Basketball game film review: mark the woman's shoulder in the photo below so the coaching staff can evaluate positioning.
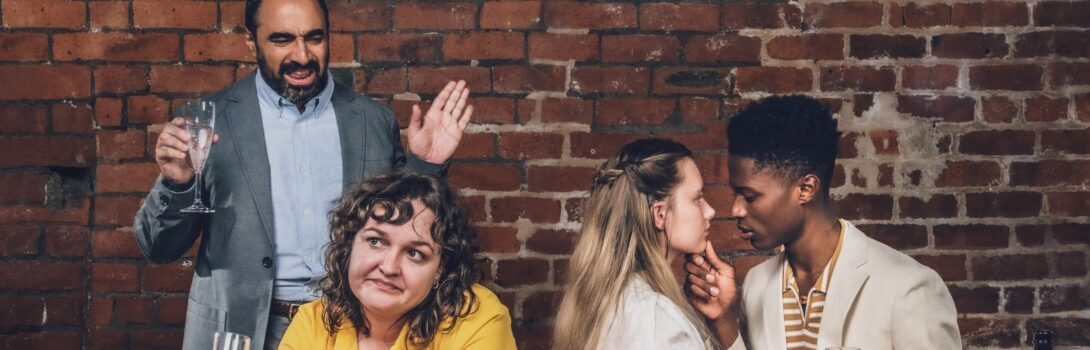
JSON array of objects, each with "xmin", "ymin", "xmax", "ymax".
[{"xmin": 464, "ymin": 284, "xmax": 512, "ymax": 321}]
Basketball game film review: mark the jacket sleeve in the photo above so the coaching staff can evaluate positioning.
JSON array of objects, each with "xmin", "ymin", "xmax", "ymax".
[
  {"xmin": 133, "ymin": 176, "xmax": 203, "ymax": 264},
  {"xmin": 890, "ymin": 267, "xmax": 963, "ymax": 349}
]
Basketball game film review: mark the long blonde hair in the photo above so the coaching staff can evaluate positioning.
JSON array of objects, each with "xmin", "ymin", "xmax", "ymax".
[{"xmin": 553, "ymin": 139, "xmax": 719, "ymax": 350}]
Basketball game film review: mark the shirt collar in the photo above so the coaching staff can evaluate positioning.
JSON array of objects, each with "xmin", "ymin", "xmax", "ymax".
[
  {"xmin": 254, "ymin": 68, "xmax": 335, "ymax": 118},
  {"xmin": 782, "ymin": 219, "xmax": 848, "ymax": 293}
]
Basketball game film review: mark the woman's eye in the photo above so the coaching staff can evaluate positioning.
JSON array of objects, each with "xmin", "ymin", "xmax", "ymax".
[
  {"xmin": 366, "ymin": 237, "xmax": 382, "ymax": 247},
  {"xmin": 406, "ymin": 249, "xmax": 425, "ymax": 261}
]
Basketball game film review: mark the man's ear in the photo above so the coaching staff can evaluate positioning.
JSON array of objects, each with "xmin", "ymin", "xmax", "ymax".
[
  {"xmin": 651, "ymin": 200, "xmax": 667, "ymax": 231},
  {"xmin": 797, "ymin": 174, "xmax": 820, "ymax": 205},
  {"xmin": 245, "ymin": 30, "xmax": 257, "ymax": 57}
]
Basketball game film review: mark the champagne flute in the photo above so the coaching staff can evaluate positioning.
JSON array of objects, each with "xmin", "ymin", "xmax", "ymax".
[
  {"xmin": 178, "ymin": 100, "xmax": 216, "ymax": 213},
  {"xmin": 212, "ymin": 331, "xmax": 250, "ymax": 350}
]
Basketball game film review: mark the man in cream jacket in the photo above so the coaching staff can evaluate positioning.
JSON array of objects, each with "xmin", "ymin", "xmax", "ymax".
[{"xmin": 685, "ymin": 95, "xmax": 962, "ymax": 349}]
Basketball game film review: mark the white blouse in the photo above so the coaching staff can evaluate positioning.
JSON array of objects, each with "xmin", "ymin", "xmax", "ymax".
[{"xmin": 598, "ymin": 276, "xmax": 710, "ymax": 350}]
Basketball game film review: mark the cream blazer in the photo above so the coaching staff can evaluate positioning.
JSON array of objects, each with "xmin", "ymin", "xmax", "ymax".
[{"xmin": 727, "ymin": 220, "xmax": 962, "ymax": 350}]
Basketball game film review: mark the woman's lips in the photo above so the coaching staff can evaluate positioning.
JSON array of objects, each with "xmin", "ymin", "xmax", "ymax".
[{"xmin": 366, "ymin": 279, "xmax": 401, "ymax": 292}]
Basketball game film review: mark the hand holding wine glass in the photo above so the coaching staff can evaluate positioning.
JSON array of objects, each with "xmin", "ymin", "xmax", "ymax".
[{"xmin": 154, "ymin": 100, "xmax": 219, "ymax": 212}]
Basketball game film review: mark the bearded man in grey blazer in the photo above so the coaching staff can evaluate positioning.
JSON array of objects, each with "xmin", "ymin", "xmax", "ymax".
[{"xmin": 133, "ymin": 0, "xmax": 474, "ymax": 349}]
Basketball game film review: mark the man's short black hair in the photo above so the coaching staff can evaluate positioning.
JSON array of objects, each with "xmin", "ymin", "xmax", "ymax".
[
  {"xmin": 245, "ymin": 0, "xmax": 330, "ymax": 36},
  {"xmin": 727, "ymin": 95, "xmax": 840, "ymax": 194}
]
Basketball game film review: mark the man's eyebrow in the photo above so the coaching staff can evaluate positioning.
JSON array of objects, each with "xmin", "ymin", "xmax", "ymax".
[
  {"xmin": 303, "ymin": 29, "xmax": 325, "ymax": 37},
  {"xmin": 267, "ymin": 32, "xmax": 295, "ymax": 40}
]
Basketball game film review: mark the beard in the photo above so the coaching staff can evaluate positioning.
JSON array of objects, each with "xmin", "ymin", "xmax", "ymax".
[{"xmin": 256, "ymin": 48, "xmax": 327, "ymax": 106}]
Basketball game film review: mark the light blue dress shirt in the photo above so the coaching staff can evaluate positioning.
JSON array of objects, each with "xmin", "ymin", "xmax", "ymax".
[{"xmin": 254, "ymin": 73, "xmax": 343, "ymax": 302}]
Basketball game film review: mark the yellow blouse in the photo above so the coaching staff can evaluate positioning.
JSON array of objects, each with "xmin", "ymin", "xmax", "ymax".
[{"xmin": 279, "ymin": 284, "xmax": 517, "ymax": 350}]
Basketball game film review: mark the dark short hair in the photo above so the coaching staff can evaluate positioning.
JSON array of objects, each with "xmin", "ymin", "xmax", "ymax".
[
  {"xmin": 245, "ymin": 0, "xmax": 330, "ymax": 36},
  {"xmin": 321, "ymin": 171, "xmax": 480, "ymax": 348},
  {"xmin": 726, "ymin": 95, "xmax": 840, "ymax": 194}
]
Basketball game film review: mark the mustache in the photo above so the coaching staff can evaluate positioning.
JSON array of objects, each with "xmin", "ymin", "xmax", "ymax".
[{"xmin": 279, "ymin": 60, "xmax": 320, "ymax": 78}]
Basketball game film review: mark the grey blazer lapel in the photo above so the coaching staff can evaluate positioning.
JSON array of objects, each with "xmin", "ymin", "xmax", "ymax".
[
  {"xmin": 332, "ymin": 82, "xmax": 365, "ymax": 188},
  {"xmin": 819, "ymin": 221, "xmax": 870, "ymax": 347},
  {"xmin": 223, "ymin": 72, "xmax": 276, "ymax": 245}
]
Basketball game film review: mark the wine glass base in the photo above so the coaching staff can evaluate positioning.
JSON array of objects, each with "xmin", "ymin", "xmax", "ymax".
[{"xmin": 180, "ymin": 206, "xmax": 215, "ymax": 213}]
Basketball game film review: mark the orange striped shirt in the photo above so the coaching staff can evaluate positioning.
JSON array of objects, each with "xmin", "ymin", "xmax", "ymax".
[{"xmin": 782, "ymin": 220, "xmax": 846, "ymax": 350}]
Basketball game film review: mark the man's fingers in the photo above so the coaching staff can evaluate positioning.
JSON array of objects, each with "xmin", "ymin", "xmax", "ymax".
[
  {"xmin": 443, "ymin": 81, "xmax": 465, "ymax": 115},
  {"xmin": 451, "ymin": 86, "xmax": 469, "ymax": 119},
  {"xmin": 430, "ymin": 82, "xmax": 456, "ymax": 113},
  {"xmin": 688, "ymin": 282, "xmax": 713, "ymax": 300},
  {"xmin": 704, "ymin": 241, "xmax": 732, "ymax": 271},
  {"xmin": 156, "ymin": 147, "xmax": 189, "ymax": 162},
  {"xmin": 684, "ymin": 261, "xmax": 710, "ymax": 276},
  {"xmin": 409, "ymin": 105, "xmax": 423, "ymax": 130},
  {"xmin": 158, "ymin": 131, "xmax": 190, "ymax": 152},
  {"xmin": 457, "ymin": 105, "xmax": 473, "ymax": 130}
]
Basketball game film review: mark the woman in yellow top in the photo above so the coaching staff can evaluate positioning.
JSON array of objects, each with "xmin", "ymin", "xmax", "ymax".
[{"xmin": 280, "ymin": 172, "xmax": 517, "ymax": 350}]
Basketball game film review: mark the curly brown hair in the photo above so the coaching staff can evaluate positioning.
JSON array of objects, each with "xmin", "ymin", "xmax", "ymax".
[{"xmin": 320, "ymin": 171, "xmax": 480, "ymax": 348}]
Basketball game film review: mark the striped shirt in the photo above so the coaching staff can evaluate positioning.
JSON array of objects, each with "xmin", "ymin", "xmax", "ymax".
[{"xmin": 782, "ymin": 220, "xmax": 847, "ymax": 350}]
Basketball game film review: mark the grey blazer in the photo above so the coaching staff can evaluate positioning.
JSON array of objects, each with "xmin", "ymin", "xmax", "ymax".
[{"xmin": 134, "ymin": 72, "xmax": 443, "ymax": 350}]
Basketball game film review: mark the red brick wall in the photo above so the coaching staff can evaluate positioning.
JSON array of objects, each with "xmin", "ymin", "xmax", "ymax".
[{"xmin": 1, "ymin": 0, "xmax": 1088, "ymax": 348}]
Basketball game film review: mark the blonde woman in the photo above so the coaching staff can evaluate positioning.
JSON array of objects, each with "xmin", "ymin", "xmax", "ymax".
[{"xmin": 554, "ymin": 138, "xmax": 722, "ymax": 350}]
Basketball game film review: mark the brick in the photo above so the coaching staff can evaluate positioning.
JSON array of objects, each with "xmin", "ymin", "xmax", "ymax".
[
  {"xmin": 1051, "ymin": 62, "xmax": 1090, "ymax": 87},
  {"xmin": 521, "ymin": 290, "xmax": 561, "ymax": 320},
  {"xmin": 767, "ymin": 34, "xmax": 844, "ymax": 60},
  {"xmin": 1080, "ymin": 93, "xmax": 1090, "ymax": 122},
  {"xmin": 43, "ymin": 295, "xmax": 81, "ymax": 326},
  {"xmin": 92, "ymin": 229, "xmax": 144, "ymax": 258},
  {"xmin": 722, "ymin": 4, "xmax": 801, "ymax": 30},
  {"xmin": 92, "ymin": 262, "xmax": 139, "ymax": 292},
  {"xmin": 54, "ymin": 32, "xmax": 178, "ymax": 62},
  {"xmin": 328, "ymin": 3, "xmax": 389, "ymax": 31},
  {"xmin": 44, "ymin": 225, "xmax": 85, "ymax": 257},
  {"xmin": 959, "ymin": 318, "xmax": 1028, "ymax": 348},
  {"xmin": 0, "ymin": 225, "xmax": 39, "ymax": 256},
  {"xmin": 158, "ymin": 296, "xmax": 188, "ymax": 325},
  {"xmin": 530, "ymin": 33, "xmax": 598, "ymax": 61},
  {"xmin": 544, "ymin": 2, "xmax": 636, "ymax": 29},
  {"xmin": 902, "ymin": 65, "xmax": 958, "ymax": 90},
  {"xmin": 1025, "ymin": 96, "xmax": 1068, "ymax": 122},
  {"xmin": 359, "ymin": 34, "xmax": 442, "ymax": 63},
  {"xmin": 407, "ymin": 67, "xmax": 490, "ymax": 94},
  {"xmin": 0, "ymin": 331, "xmax": 81, "ymax": 349},
  {"xmin": 0, "ymin": 33, "xmax": 48, "ymax": 61},
  {"xmin": 934, "ymin": 224, "xmax": 1009, "ymax": 249},
  {"xmin": 394, "ymin": 3, "xmax": 476, "ymax": 30},
  {"xmin": 51, "ymin": 102, "xmax": 94, "ymax": 134},
  {"xmin": 820, "ymin": 66, "xmax": 895, "ymax": 92},
  {"xmin": 94, "ymin": 195, "xmax": 144, "ymax": 226},
  {"xmin": 972, "ymin": 254, "xmax": 1048, "ymax": 280},
  {"xmin": 96, "ymin": 129, "xmax": 146, "ymax": 161},
  {"xmin": 1055, "ymin": 251, "xmax": 1087, "ymax": 277},
  {"xmin": 461, "ymin": 196, "xmax": 486, "ymax": 223},
  {"xmin": 476, "ymin": 226, "xmax": 519, "ymax": 254},
  {"xmin": 95, "ymin": 98, "xmax": 124, "ymax": 127},
  {"xmin": 950, "ymin": 286, "xmax": 1000, "ymax": 313},
  {"xmin": 569, "ymin": 132, "xmax": 648, "ymax": 159},
  {"xmin": 684, "ymin": 35, "xmax": 761, "ymax": 63},
  {"xmin": 90, "ymin": 1, "xmax": 128, "ymax": 29},
  {"xmin": 1052, "ymin": 223, "xmax": 1090, "ymax": 245},
  {"xmin": 601, "ymin": 35, "xmax": 678, "ymax": 63},
  {"xmin": 1015, "ymin": 225, "xmax": 1046, "ymax": 247},
  {"xmin": 932, "ymin": 33, "xmax": 1008, "ymax": 59},
  {"xmin": 444, "ymin": 32, "xmax": 525, "ymax": 61},
  {"xmin": 0, "ymin": 296, "xmax": 43, "ymax": 327},
  {"xmin": 151, "ymin": 65, "xmax": 235, "ymax": 94},
  {"xmin": 114, "ymin": 296, "xmax": 155, "ymax": 324},
  {"xmin": 1013, "ymin": 31, "xmax": 1090, "ymax": 58},
  {"xmin": 1011, "ymin": 160, "xmax": 1090, "ymax": 187},
  {"xmin": 0, "ymin": 105, "xmax": 47, "ymax": 135},
  {"xmin": 497, "ymin": 132, "xmax": 564, "ymax": 159},
  {"xmin": 1035, "ymin": 1, "xmax": 1090, "ymax": 27},
  {"xmin": 952, "ymin": 2, "xmax": 1029, "ymax": 27},
  {"xmin": 95, "ymin": 65, "xmax": 147, "ymax": 94},
  {"xmin": 448, "ymin": 163, "xmax": 520, "ymax": 191},
  {"xmin": 491, "ymin": 197, "xmax": 561, "ymax": 223},
  {"xmin": 493, "ymin": 65, "xmax": 566, "ymax": 93},
  {"xmin": 680, "ymin": 97, "xmax": 721, "ymax": 127},
  {"xmin": 0, "ymin": 64, "xmax": 90, "ymax": 100},
  {"xmin": 133, "ymin": 0, "xmax": 216, "ymax": 29},
  {"xmin": 833, "ymin": 194, "xmax": 893, "ymax": 220},
  {"xmin": 569, "ymin": 66, "xmax": 649, "ymax": 94},
  {"xmin": 128, "ymin": 95, "xmax": 170, "ymax": 124},
  {"xmin": 1039, "ymin": 285, "xmax": 1088, "ymax": 312},
  {"xmin": 526, "ymin": 229, "xmax": 576, "ymax": 255},
  {"xmin": 131, "ymin": 330, "xmax": 185, "ymax": 350},
  {"xmin": 184, "ymin": 33, "xmax": 252, "ymax": 62},
  {"xmin": 0, "ymin": 261, "xmax": 83, "ymax": 291},
  {"xmin": 451, "ymin": 132, "xmax": 495, "ymax": 159},
  {"xmin": 653, "ymin": 67, "xmax": 732, "ymax": 95},
  {"xmin": 144, "ymin": 262, "xmax": 193, "ymax": 292},
  {"xmin": 1003, "ymin": 287, "xmax": 1034, "ymax": 313},
  {"xmin": 481, "ymin": 1, "xmax": 541, "ymax": 29},
  {"xmin": 534, "ymin": 97, "xmax": 594, "ymax": 124},
  {"xmin": 896, "ymin": 95, "xmax": 975, "ymax": 122},
  {"xmin": 735, "ymin": 67, "xmax": 812, "ymax": 94},
  {"xmin": 913, "ymin": 254, "xmax": 967, "ymax": 281},
  {"xmin": 2, "ymin": 0, "xmax": 85, "ymax": 29},
  {"xmin": 850, "ymin": 35, "xmax": 926, "ymax": 59},
  {"xmin": 329, "ymin": 33, "xmax": 354, "ymax": 64},
  {"xmin": 890, "ymin": 3, "xmax": 950, "ymax": 28},
  {"xmin": 969, "ymin": 64, "xmax": 1043, "ymax": 91},
  {"xmin": 898, "ymin": 194, "xmax": 957, "ymax": 219},
  {"xmin": 358, "ymin": 67, "xmax": 406, "ymax": 94},
  {"xmin": 965, "ymin": 192, "xmax": 1042, "ymax": 218},
  {"xmin": 219, "ymin": 1, "xmax": 245, "ymax": 30},
  {"xmin": 597, "ymin": 98, "xmax": 675, "ymax": 125},
  {"xmin": 527, "ymin": 166, "xmax": 595, "ymax": 192},
  {"xmin": 639, "ymin": 3, "xmax": 718, "ymax": 31},
  {"xmin": 495, "ymin": 258, "xmax": 549, "ymax": 287},
  {"xmin": 959, "ymin": 130, "xmax": 1035, "ymax": 155},
  {"xmin": 0, "ymin": 136, "xmax": 94, "ymax": 167},
  {"xmin": 0, "ymin": 200, "xmax": 90, "ymax": 225},
  {"xmin": 470, "ymin": 96, "xmax": 516, "ymax": 125},
  {"xmin": 981, "ymin": 96, "xmax": 1017, "ymax": 123},
  {"xmin": 96, "ymin": 162, "xmax": 159, "ymax": 193},
  {"xmin": 1049, "ymin": 192, "xmax": 1090, "ymax": 218},
  {"xmin": 856, "ymin": 224, "xmax": 927, "ymax": 250},
  {"xmin": 804, "ymin": 2, "xmax": 883, "ymax": 28}
]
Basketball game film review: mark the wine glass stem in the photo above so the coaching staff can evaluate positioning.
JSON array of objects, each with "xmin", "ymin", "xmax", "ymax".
[{"xmin": 193, "ymin": 171, "xmax": 204, "ymax": 207}]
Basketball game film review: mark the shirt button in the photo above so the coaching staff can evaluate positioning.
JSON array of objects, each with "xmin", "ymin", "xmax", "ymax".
[
  {"xmin": 299, "ymin": 166, "xmax": 305, "ymax": 172},
  {"xmin": 262, "ymin": 257, "xmax": 273, "ymax": 268},
  {"xmin": 303, "ymin": 209, "xmax": 310, "ymax": 216}
]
